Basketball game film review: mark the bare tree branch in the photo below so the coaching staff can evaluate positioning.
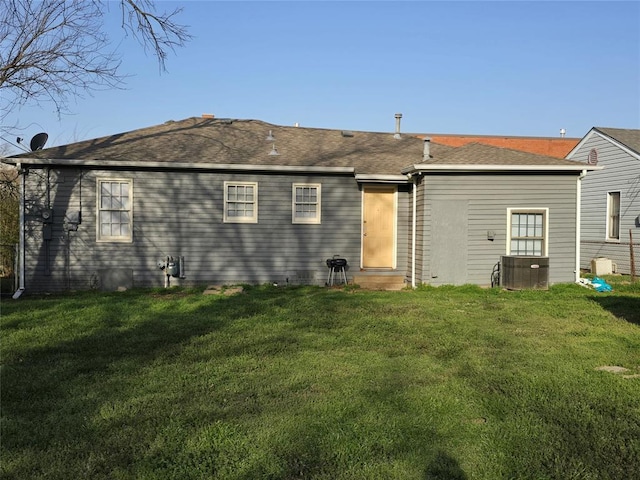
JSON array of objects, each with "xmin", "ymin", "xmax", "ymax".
[
  {"xmin": 119, "ymin": 0, "xmax": 191, "ymax": 72},
  {"xmin": 0, "ymin": 0, "xmax": 122, "ymax": 117},
  {"xmin": 0, "ymin": 0, "xmax": 191, "ymax": 120}
]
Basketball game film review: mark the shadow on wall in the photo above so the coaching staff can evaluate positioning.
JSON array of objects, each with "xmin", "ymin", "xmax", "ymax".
[
  {"xmin": 424, "ymin": 450, "xmax": 468, "ymax": 480},
  {"xmin": 589, "ymin": 295, "xmax": 640, "ymax": 326}
]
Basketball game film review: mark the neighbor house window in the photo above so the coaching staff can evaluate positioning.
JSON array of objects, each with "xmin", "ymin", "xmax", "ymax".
[
  {"xmin": 292, "ymin": 184, "xmax": 321, "ymax": 224},
  {"xmin": 97, "ymin": 179, "xmax": 133, "ymax": 242},
  {"xmin": 507, "ymin": 209, "xmax": 548, "ymax": 256},
  {"xmin": 607, "ymin": 192, "xmax": 620, "ymax": 241},
  {"xmin": 224, "ymin": 182, "xmax": 257, "ymax": 223}
]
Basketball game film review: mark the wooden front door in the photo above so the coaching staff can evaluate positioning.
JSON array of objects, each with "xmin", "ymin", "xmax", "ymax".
[{"xmin": 362, "ymin": 186, "xmax": 396, "ymax": 268}]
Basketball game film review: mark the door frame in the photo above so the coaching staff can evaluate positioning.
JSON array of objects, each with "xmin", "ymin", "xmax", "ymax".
[{"xmin": 361, "ymin": 185, "xmax": 398, "ymax": 269}]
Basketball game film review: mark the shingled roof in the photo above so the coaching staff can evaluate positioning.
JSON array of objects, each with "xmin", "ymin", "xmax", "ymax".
[
  {"xmin": 6, "ymin": 116, "xmax": 590, "ymax": 176},
  {"xmin": 432, "ymin": 142, "xmax": 586, "ymax": 166},
  {"xmin": 594, "ymin": 127, "xmax": 640, "ymax": 156},
  {"xmin": 7, "ymin": 117, "xmax": 452, "ymax": 176}
]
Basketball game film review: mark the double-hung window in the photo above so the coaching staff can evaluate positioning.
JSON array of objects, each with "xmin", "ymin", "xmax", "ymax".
[
  {"xmin": 292, "ymin": 184, "xmax": 321, "ymax": 224},
  {"xmin": 97, "ymin": 179, "xmax": 133, "ymax": 242},
  {"xmin": 224, "ymin": 182, "xmax": 258, "ymax": 223},
  {"xmin": 606, "ymin": 192, "xmax": 620, "ymax": 241},
  {"xmin": 507, "ymin": 208, "xmax": 548, "ymax": 256}
]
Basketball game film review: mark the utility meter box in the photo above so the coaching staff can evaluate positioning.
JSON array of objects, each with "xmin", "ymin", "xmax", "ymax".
[
  {"xmin": 166, "ymin": 260, "xmax": 180, "ymax": 277},
  {"xmin": 42, "ymin": 208, "xmax": 53, "ymax": 223}
]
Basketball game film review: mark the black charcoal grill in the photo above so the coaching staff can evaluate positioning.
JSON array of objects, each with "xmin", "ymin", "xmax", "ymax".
[{"xmin": 326, "ymin": 256, "xmax": 348, "ymax": 286}]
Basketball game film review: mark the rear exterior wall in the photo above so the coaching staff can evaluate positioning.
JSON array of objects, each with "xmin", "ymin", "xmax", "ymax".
[
  {"xmin": 414, "ymin": 173, "xmax": 579, "ymax": 286},
  {"xmin": 21, "ymin": 167, "xmax": 375, "ymax": 292}
]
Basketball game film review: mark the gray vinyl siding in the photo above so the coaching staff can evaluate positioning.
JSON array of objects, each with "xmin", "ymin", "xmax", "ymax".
[
  {"xmin": 22, "ymin": 167, "xmax": 367, "ymax": 292},
  {"xmin": 417, "ymin": 173, "xmax": 579, "ymax": 286},
  {"xmin": 574, "ymin": 134, "xmax": 640, "ymax": 274},
  {"xmin": 395, "ymin": 184, "xmax": 411, "ymax": 276}
]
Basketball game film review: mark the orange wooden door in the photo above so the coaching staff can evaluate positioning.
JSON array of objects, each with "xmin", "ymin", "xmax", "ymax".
[{"xmin": 362, "ymin": 186, "xmax": 396, "ymax": 268}]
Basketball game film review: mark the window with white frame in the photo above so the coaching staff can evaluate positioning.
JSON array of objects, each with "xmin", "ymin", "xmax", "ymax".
[
  {"xmin": 97, "ymin": 179, "xmax": 133, "ymax": 242},
  {"xmin": 292, "ymin": 183, "xmax": 321, "ymax": 224},
  {"xmin": 607, "ymin": 191, "xmax": 620, "ymax": 241},
  {"xmin": 224, "ymin": 182, "xmax": 258, "ymax": 223},
  {"xmin": 507, "ymin": 209, "xmax": 548, "ymax": 256}
]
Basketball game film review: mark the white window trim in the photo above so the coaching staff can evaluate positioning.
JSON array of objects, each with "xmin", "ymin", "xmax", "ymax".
[
  {"xmin": 224, "ymin": 181, "xmax": 258, "ymax": 223},
  {"xmin": 292, "ymin": 183, "xmax": 321, "ymax": 224},
  {"xmin": 96, "ymin": 178, "xmax": 133, "ymax": 243},
  {"xmin": 506, "ymin": 208, "xmax": 549, "ymax": 256},
  {"xmin": 605, "ymin": 191, "xmax": 621, "ymax": 242}
]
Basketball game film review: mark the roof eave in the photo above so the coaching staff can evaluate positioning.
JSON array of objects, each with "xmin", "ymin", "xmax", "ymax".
[
  {"xmin": 355, "ymin": 174, "xmax": 409, "ymax": 183},
  {"xmin": 1, "ymin": 158, "xmax": 356, "ymax": 174},
  {"xmin": 401, "ymin": 164, "xmax": 602, "ymax": 174}
]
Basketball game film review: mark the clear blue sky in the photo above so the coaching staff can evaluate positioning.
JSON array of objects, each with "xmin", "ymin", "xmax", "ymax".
[{"xmin": 4, "ymin": 1, "xmax": 640, "ymax": 150}]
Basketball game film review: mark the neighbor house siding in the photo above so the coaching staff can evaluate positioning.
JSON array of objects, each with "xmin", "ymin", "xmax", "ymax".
[
  {"xmin": 417, "ymin": 173, "xmax": 579, "ymax": 286},
  {"xmin": 574, "ymin": 134, "xmax": 640, "ymax": 274},
  {"xmin": 22, "ymin": 167, "xmax": 363, "ymax": 292}
]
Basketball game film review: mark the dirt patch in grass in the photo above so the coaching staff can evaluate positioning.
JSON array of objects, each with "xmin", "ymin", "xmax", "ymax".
[
  {"xmin": 203, "ymin": 285, "xmax": 244, "ymax": 296},
  {"xmin": 595, "ymin": 365, "xmax": 640, "ymax": 378}
]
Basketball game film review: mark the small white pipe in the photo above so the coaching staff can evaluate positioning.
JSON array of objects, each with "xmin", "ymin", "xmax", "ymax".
[{"xmin": 165, "ymin": 256, "xmax": 170, "ymax": 288}]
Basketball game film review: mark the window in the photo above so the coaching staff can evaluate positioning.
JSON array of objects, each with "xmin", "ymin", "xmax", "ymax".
[
  {"xmin": 97, "ymin": 179, "xmax": 133, "ymax": 242},
  {"xmin": 607, "ymin": 192, "xmax": 620, "ymax": 241},
  {"xmin": 507, "ymin": 209, "xmax": 548, "ymax": 256},
  {"xmin": 224, "ymin": 182, "xmax": 257, "ymax": 223},
  {"xmin": 292, "ymin": 184, "xmax": 321, "ymax": 224}
]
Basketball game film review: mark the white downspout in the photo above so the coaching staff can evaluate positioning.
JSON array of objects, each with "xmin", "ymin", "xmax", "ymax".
[
  {"xmin": 12, "ymin": 164, "xmax": 26, "ymax": 299},
  {"xmin": 575, "ymin": 169, "xmax": 587, "ymax": 283},
  {"xmin": 411, "ymin": 175, "xmax": 417, "ymax": 288}
]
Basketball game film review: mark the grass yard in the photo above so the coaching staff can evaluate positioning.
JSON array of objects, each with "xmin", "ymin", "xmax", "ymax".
[{"xmin": 1, "ymin": 279, "xmax": 639, "ymax": 480}]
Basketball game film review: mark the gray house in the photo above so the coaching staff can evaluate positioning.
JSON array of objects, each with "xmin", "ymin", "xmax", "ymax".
[
  {"xmin": 566, "ymin": 127, "xmax": 640, "ymax": 275},
  {"xmin": 4, "ymin": 116, "xmax": 595, "ymax": 294}
]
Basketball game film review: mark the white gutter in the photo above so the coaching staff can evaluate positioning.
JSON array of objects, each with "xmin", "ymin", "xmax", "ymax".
[
  {"xmin": 4, "ymin": 158, "xmax": 356, "ymax": 175},
  {"xmin": 402, "ymin": 164, "xmax": 603, "ymax": 174},
  {"xmin": 12, "ymin": 164, "xmax": 25, "ymax": 299},
  {"xmin": 355, "ymin": 174, "xmax": 408, "ymax": 183},
  {"xmin": 575, "ymin": 169, "xmax": 588, "ymax": 282}
]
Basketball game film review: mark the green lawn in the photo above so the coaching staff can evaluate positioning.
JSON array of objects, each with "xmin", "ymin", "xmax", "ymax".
[{"xmin": 1, "ymin": 279, "xmax": 639, "ymax": 480}]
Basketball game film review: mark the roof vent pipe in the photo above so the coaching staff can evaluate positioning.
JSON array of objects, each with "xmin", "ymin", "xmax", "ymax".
[
  {"xmin": 394, "ymin": 113, "xmax": 402, "ymax": 139},
  {"xmin": 423, "ymin": 137, "xmax": 431, "ymax": 161}
]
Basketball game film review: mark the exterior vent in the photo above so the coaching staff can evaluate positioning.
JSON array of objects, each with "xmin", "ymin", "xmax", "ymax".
[
  {"xmin": 394, "ymin": 113, "xmax": 402, "ymax": 139},
  {"xmin": 501, "ymin": 255, "xmax": 549, "ymax": 290},
  {"xmin": 341, "ymin": 131, "xmax": 354, "ymax": 137}
]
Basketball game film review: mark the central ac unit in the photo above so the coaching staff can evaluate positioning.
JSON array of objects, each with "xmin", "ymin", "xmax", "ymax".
[{"xmin": 501, "ymin": 256, "xmax": 549, "ymax": 290}]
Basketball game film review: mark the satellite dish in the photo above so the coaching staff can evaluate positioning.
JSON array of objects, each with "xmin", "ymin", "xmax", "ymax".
[{"xmin": 30, "ymin": 132, "xmax": 48, "ymax": 151}]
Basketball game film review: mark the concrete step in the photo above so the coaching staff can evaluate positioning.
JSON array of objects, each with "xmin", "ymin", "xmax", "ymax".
[{"xmin": 352, "ymin": 274, "xmax": 406, "ymax": 291}]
